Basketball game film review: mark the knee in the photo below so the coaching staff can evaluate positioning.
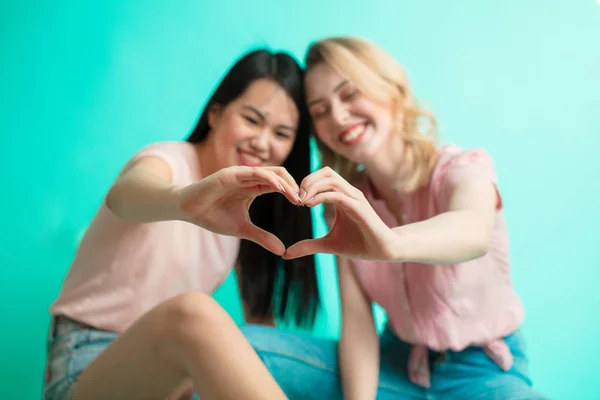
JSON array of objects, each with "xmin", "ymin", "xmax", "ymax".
[
  {"xmin": 158, "ymin": 292, "xmax": 228, "ymax": 341},
  {"xmin": 166, "ymin": 292, "xmax": 221, "ymax": 322}
]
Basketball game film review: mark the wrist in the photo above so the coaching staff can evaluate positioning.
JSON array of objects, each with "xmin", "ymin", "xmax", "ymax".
[
  {"xmin": 165, "ymin": 184, "xmax": 188, "ymax": 221},
  {"xmin": 386, "ymin": 228, "xmax": 413, "ymax": 263}
]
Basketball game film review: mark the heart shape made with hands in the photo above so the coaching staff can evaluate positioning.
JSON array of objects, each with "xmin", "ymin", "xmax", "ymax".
[
  {"xmin": 247, "ymin": 167, "xmax": 397, "ymax": 262},
  {"xmin": 180, "ymin": 164, "xmax": 395, "ymax": 262}
]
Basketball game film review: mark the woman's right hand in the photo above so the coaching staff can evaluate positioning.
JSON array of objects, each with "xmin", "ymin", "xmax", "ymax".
[{"xmin": 177, "ymin": 166, "xmax": 301, "ymax": 256}]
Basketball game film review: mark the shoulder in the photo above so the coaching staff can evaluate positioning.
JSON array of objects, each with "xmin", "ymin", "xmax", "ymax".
[
  {"xmin": 130, "ymin": 141, "xmax": 197, "ymax": 169},
  {"xmin": 134, "ymin": 141, "xmax": 195, "ymax": 160},
  {"xmin": 120, "ymin": 141, "xmax": 198, "ymax": 182},
  {"xmin": 432, "ymin": 144, "xmax": 498, "ymax": 188},
  {"xmin": 429, "ymin": 144, "xmax": 501, "ymax": 209}
]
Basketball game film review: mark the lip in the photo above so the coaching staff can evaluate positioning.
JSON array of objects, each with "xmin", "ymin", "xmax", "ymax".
[
  {"xmin": 238, "ymin": 150, "xmax": 265, "ymax": 167},
  {"xmin": 337, "ymin": 122, "xmax": 368, "ymax": 146}
]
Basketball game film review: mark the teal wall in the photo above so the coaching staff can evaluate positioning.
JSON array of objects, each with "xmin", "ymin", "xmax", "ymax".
[{"xmin": 1, "ymin": 1, "xmax": 599, "ymax": 398}]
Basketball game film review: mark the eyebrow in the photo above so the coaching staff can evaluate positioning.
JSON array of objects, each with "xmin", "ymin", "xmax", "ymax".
[
  {"xmin": 307, "ymin": 80, "xmax": 349, "ymax": 107},
  {"xmin": 243, "ymin": 105, "xmax": 296, "ymax": 132}
]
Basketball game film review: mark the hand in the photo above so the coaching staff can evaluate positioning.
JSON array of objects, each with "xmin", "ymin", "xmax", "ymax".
[
  {"xmin": 283, "ymin": 167, "xmax": 398, "ymax": 261},
  {"xmin": 178, "ymin": 166, "xmax": 301, "ymax": 256}
]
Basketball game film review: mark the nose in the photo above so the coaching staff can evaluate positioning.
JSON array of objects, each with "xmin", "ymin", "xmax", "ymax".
[
  {"xmin": 330, "ymin": 99, "xmax": 350, "ymax": 126},
  {"xmin": 249, "ymin": 128, "xmax": 269, "ymax": 153}
]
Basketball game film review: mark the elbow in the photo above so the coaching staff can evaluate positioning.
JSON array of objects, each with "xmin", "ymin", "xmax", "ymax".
[
  {"xmin": 105, "ymin": 183, "xmax": 123, "ymax": 217},
  {"xmin": 473, "ymin": 241, "xmax": 490, "ymax": 259},
  {"xmin": 467, "ymin": 212, "xmax": 494, "ymax": 259},
  {"xmin": 471, "ymin": 231, "xmax": 492, "ymax": 259}
]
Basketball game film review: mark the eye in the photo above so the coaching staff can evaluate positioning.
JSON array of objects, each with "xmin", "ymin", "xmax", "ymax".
[
  {"xmin": 275, "ymin": 131, "xmax": 292, "ymax": 140},
  {"xmin": 341, "ymin": 89, "xmax": 359, "ymax": 101},
  {"xmin": 243, "ymin": 115, "xmax": 259, "ymax": 125},
  {"xmin": 310, "ymin": 105, "xmax": 329, "ymax": 119}
]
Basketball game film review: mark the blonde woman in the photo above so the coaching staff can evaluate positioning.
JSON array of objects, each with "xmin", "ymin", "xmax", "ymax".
[{"xmin": 278, "ymin": 37, "xmax": 549, "ymax": 399}]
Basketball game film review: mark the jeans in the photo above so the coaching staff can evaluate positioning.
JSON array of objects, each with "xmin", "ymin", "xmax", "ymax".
[
  {"xmin": 42, "ymin": 316, "xmax": 549, "ymax": 399},
  {"xmin": 243, "ymin": 324, "xmax": 550, "ymax": 400}
]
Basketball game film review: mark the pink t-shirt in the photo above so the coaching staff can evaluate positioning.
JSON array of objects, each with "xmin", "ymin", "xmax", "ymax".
[
  {"xmin": 350, "ymin": 145, "xmax": 524, "ymax": 387},
  {"xmin": 49, "ymin": 142, "xmax": 240, "ymax": 333}
]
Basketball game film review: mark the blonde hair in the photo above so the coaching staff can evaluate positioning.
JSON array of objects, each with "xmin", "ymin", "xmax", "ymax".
[{"xmin": 305, "ymin": 36, "xmax": 439, "ymax": 191}]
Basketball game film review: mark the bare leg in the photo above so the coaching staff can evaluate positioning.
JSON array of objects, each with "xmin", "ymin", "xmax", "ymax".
[{"xmin": 72, "ymin": 292, "xmax": 288, "ymax": 400}]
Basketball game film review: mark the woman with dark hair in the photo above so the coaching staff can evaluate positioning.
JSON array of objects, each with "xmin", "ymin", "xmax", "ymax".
[{"xmin": 42, "ymin": 49, "xmax": 318, "ymax": 400}]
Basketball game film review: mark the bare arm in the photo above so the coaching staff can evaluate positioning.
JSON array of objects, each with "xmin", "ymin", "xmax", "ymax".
[
  {"xmin": 390, "ymin": 177, "xmax": 499, "ymax": 264},
  {"xmin": 338, "ymin": 257, "xmax": 379, "ymax": 400},
  {"xmin": 105, "ymin": 156, "xmax": 185, "ymax": 223}
]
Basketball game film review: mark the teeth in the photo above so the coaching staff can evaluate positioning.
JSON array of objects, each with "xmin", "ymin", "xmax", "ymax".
[
  {"xmin": 244, "ymin": 154, "xmax": 261, "ymax": 162},
  {"xmin": 240, "ymin": 152, "xmax": 263, "ymax": 164},
  {"xmin": 340, "ymin": 125, "xmax": 365, "ymax": 143}
]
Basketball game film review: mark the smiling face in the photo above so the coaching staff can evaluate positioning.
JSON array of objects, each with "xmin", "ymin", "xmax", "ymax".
[
  {"xmin": 305, "ymin": 63, "xmax": 396, "ymax": 165},
  {"xmin": 206, "ymin": 78, "xmax": 299, "ymax": 169}
]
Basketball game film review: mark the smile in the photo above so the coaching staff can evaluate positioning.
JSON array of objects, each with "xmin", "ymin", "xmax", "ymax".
[
  {"xmin": 338, "ymin": 122, "xmax": 368, "ymax": 146},
  {"xmin": 238, "ymin": 150, "xmax": 265, "ymax": 167}
]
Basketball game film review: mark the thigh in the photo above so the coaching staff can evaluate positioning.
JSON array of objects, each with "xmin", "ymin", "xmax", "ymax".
[
  {"xmin": 73, "ymin": 292, "xmax": 287, "ymax": 400},
  {"xmin": 241, "ymin": 324, "xmax": 342, "ymax": 400},
  {"xmin": 43, "ymin": 317, "xmax": 117, "ymax": 400},
  {"xmin": 70, "ymin": 296, "xmax": 204, "ymax": 400},
  {"xmin": 432, "ymin": 331, "xmax": 549, "ymax": 400},
  {"xmin": 241, "ymin": 324, "xmax": 425, "ymax": 400},
  {"xmin": 436, "ymin": 374, "xmax": 549, "ymax": 400},
  {"xmin": 378, "ymin": 328, "xmax": 427, "ymax": 400}
]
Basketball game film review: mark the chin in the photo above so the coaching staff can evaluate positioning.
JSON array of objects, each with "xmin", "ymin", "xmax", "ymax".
[{"xmin": 338, "ymin": 140, "xmax": 383, "ymax": 166}]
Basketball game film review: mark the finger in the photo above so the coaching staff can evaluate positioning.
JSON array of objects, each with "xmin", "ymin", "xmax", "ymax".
[
  {"xmin": 247, "ymin": 168, "xmax": 300, "ymax": 204},
  {"xmin": 230, "ymin": 167, "xmax": 299, "ymax": 204},
  {"xmin": 243, "ymin": 184, "xmax": 279, "ymax": 197},
  {"xmin": 300, "ymin": 177, "xmax": 354, "ymax": 205},
  {"xmin": 298, "ymin": 167, "xmax": 335, "ymax": 199},
  {"xmin": 264, "ymin": 167, "xmax": 300, "ymax": 195},
  {"xmin": 300, "ymin": 170, "xmax": 360, "ymax": 204},
  {"xmin": 282, "ymin": 237, "xmax": 331, "ymax": 260},
  {"xmin": 239, "ymin": 176, "xmax": 299, "ymax": 204},
  {"xmin": 272, "ymin": 174, "xmax": 302, "ymax": 204},
  {"xmin": 240, "ymin": 222, "xmax": 286, "ymax": 256},
  {"xmin": 303, "ymin": 190, "xmax": 356, "ymax": 210},
  {"xmin": 228, "ymin": 167, "xmax": 282, "ymax": 191},
  {"xmin": 238, "ymin": 178, "xmax": 277, "ymax": 187}
]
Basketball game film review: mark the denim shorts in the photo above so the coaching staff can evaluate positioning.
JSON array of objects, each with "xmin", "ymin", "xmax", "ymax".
[
  {"xmin": 43, "ymin": 316, "xmax": 118, "ymax": 400},
  {"xmin": 42, "ymin": 316, "xmax": 203, "ymax": 400}
]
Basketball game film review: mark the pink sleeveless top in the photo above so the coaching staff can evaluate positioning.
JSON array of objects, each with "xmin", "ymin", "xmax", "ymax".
[
  {"xmin": 350, "ymin": 145, "xmax": 524, "ymax": 387},
  {"xmin": 50, "ymin": 142, "xmax": 240, "ymax": 333}
]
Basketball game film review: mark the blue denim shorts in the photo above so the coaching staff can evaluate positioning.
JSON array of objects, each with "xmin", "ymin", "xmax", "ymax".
[
  {"xmin": 43, "ymin": 316, "xmax": 118, "ymax": 400},
  {"xmin": 43, "ymin": 316, "xmax": 203, "ymax": 400}
]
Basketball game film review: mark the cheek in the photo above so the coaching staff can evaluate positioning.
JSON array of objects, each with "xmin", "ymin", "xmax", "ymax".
[
  {"xmin": 368, "ymin": 103, "xmax": 394, "ymax": 128},
  {"xmin": 271, "ymin": 141, "xmax": 295, "ymax": 165},
  {"xmin": 221, "ymin": 118, "xmax": 250, "ymax": 144},
  {"xmin": 350, "ymin": 97, "xmax": 389, "ymax": 126},
  {"xmin": 352, "ymin": 99, "xmax": 377, "ymax": 120},
  {"xmin": 313, "ymin": 120, "xmax": 336, "ymax": 146}
]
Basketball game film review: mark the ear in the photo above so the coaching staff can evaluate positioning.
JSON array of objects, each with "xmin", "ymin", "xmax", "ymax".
[{"xmin": 208, "ymin": 104, "xmax": 222, "ymax": 129}]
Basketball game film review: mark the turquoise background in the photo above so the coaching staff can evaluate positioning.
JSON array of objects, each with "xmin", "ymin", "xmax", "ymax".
[{"xmin": 1, "ymin": 1, "xmax": 599, "ymax": 398}]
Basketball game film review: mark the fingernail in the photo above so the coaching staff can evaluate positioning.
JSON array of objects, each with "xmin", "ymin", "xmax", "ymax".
[
  {"xmin": 279, "ymin": 184, "xmax": 286, "ymax": 193},
  {"xmin": 298, "ymin": 188, "xmax": 306, "ymax": 201}
]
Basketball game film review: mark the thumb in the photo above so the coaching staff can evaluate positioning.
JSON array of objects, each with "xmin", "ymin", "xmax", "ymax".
[
  {"xmin": 282, "ymin": 237, "xmax": 331, "ymax": 260},
  {"xmin": 240, "ymin": 222, "xmax": 286, "ymax": 256}
]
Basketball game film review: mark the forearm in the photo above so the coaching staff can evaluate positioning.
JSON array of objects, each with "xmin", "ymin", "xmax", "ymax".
[
  {"xmin": 391, "ymin": 210, "xmax": 492, "ymax": 264},
  {"xmin": 338, "ymin": 257, "xmax": 380, "ymax": 400},
  {"xmin": 105, "ymin": 169, "xmax": 185, "ymax": 223},
  {"xmin": 339, "ymin": 319, "xmax": 380, "ymax": 400}
]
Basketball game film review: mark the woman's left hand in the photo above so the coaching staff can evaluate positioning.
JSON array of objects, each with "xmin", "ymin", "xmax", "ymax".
[{"xmin": 283, "ymin": 167, "xmax": 398, "ymax": 261}]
